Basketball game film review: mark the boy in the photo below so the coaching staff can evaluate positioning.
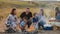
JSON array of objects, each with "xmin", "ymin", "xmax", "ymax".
[
  {"xmin": 19, "ymin": 17, "xmax": 28, "ymax": 32},
  {"xmin": 33, "ymin": 13, "xmax": 39, "ymax": 30}
]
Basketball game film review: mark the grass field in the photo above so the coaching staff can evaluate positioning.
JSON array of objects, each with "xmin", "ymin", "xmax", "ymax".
[{"xmin": 0, "ymin": 1, "xmax": 60, "ymax": 32}]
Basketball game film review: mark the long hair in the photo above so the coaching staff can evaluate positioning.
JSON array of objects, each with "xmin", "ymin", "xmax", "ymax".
[
  {"xmin": 10, "ymin": 8, "xmax": 16, "ymax": 15},
  {"xmin": 55, "ymin": 7, "xmax": 59, "ymax": 17},
  {"xmin": 55, "ymin": 7, "xmax": 59, "ymax": 12},
  {"xmin": 33, "ymin": 13, "xmax": 37, "ymax": 16},
  {"xmin": 40, "ymin": 9, "xmax": 44, "ymax": 16}
]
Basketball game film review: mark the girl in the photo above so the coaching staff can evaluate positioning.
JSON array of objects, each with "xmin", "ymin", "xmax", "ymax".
[
  {"xmin": 5, "ymin": 8, "xmax": 17, "ymax": 33},
  {"xmin": 38, "ymin": 9, "xmax": 46, "ymax": 30}
]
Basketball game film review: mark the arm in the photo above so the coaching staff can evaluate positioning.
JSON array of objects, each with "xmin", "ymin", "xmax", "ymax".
[
  {"xmin": 28, "ymin": 12, "xmax": 33, "ymax": 21},
  {"xmin": 37, "ymin": 18, "xmax": 42, "ymax": 23},
  {"xmin": 20, "ymin": 12, "xmax": 25, "ymax": 19},
  {"xmin": 37, "ymin": 16, "xmax": 46, "ymax": 23}
]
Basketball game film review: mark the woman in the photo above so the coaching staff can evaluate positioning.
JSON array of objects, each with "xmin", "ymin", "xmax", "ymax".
[
  {"xmin": 55, "ymin": 7, "xmax": 60, "ymax": 21},
  {"xmin": 6, "ymin": 8, "xmax": 17, "ymax": 33},
  {"xmin": 38, "ymin": 9, "xmax": 46, "ymax": 30}
]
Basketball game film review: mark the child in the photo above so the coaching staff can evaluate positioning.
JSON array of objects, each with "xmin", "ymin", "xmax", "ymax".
[
  {"xmin": 33, "ymin": 13, "xmax": 39, "ymax": 30},
  {"xmin": 19, "ymin": 17, "xmax": 28, "ymax": 32},
  {"xmin": 38, "ymin": 9, "xmax": 46, "ymax": 30}
]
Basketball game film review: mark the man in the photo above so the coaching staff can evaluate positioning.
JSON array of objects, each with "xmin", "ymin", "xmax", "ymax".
[{"xmin": 20, "ymin": 7, "xmax": 32, "ymax": 28}]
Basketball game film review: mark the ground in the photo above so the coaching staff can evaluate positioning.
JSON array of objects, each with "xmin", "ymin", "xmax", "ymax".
[
  {"xmin": 0, "ymin": 8, "xmax": 56, "ymax": 33},
  {"xmin": 0, "ymin": 1, "xmax": 60, "ymax": 34}
]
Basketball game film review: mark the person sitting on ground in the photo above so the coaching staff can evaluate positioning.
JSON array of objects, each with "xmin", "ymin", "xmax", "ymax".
[
  {"xmin": 5, "ymin": 8, "xmax": 18, "ymax": 33},
  {"xmin": 32, "ymin": 13, "xmax": 39, "ymax": 30},
  {"xmin": 19, "ymin": 16, "xmax": 28, "ymax": 32},
  {"xmin": 55, "ymin": 7, "xmax": 60, "ymax": 22},
  {"xmin": 38, "ymin": 9, "xmax": 46, "ymax": 30}
]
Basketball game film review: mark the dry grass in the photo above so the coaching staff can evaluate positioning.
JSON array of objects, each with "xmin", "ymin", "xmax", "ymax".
[
  {"xmin": 0, "ymin": 7, "xmax": 56, "ymax": 32},
  {"xmin": 0, "ymin": 8, "xmax": 39, "ymax": 32}
]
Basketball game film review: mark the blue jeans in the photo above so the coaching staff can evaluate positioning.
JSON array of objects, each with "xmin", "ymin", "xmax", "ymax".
[
  {"xmin": 38, "ymin": 21, "xmax": 46, "ymax": 29},
  {"xmin": 56, "ymin": 15, "xmax": 60, "ymax": 20}
]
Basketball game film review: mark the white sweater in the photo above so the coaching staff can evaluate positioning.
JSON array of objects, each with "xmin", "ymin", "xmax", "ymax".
[{"xmin": 6, "ymin": 14, "xmax": 17, "ymax": 28}]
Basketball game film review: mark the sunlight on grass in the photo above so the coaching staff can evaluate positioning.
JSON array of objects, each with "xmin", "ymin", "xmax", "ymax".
[{"xmin": 0, "ymin": 1, "xmax": 59, "ymax": 32}]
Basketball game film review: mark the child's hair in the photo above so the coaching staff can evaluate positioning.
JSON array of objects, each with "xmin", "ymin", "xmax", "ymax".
[{"xmin": 33, "ymin": 13, "xmax": 37, "ymax": 16}]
